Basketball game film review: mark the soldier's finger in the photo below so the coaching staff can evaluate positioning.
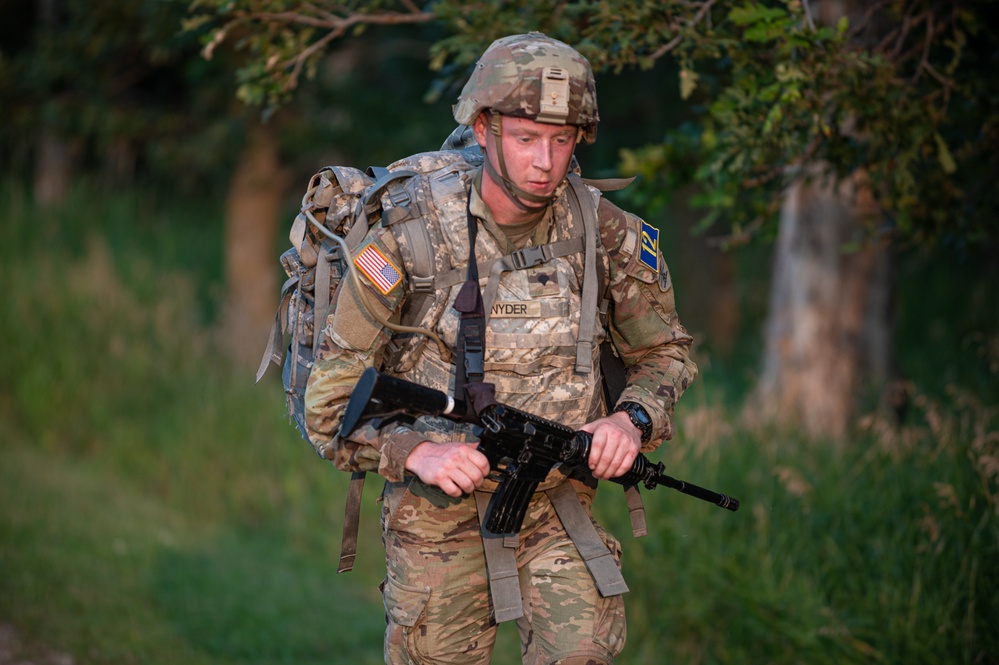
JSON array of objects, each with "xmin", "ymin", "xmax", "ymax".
[
  {"xmin": 453, "ymin": 467, "xmax": 482, "ymax": 494},
  {"xmin": 465, "ymin": 445, "xmax": 492, "ymax": 475},
  {"xmin": 438, "ymin": 478, "xmax": 464, "ymax": 498},
  {"xmin": 587, "ymin": 433, "xmax": 608, "ymax": 472},
  {"xmin": 610, "ymin": 446, "xmax": 637, "ymax": 478}
]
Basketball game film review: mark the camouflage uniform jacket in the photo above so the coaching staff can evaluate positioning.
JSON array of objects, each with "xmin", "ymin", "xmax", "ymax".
[{"xmin": 304, "ymin": 151, "xmax": 697, "ymax": 489}]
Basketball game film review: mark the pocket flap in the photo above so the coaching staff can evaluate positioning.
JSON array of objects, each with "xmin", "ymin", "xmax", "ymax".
[{"xmin": 382, "ymin": 575, "xmax": 430, "ymax": 628}]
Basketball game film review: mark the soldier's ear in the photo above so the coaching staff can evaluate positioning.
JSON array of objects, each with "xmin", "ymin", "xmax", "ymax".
[{"xmin": 472, "ymin": 113, "xmax": 489, "ymax": 148}]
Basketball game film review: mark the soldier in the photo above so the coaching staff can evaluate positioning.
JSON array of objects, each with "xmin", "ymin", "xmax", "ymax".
[{"xmin": 305, "ymin": 32, "xmax": 697, "ymax": 664}]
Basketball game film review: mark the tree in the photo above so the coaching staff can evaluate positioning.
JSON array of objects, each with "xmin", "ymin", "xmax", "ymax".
[{"xmin": 191, "ymin": 0, "xmax": 999, "ymax": 434}]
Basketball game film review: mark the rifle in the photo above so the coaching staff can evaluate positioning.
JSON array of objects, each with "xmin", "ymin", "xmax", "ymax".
[{"xmin": 340, "ymin": 367, "xmax": 739, "ymax": 535}]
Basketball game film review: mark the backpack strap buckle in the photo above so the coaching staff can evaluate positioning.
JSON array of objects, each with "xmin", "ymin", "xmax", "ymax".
[
  {"xmin": 410, "ymin": 274, "xmax": 435, "ymax": 294},
  {"xmin": 510, "ymin": 245, "xmax": 548, "ymax": 270}
]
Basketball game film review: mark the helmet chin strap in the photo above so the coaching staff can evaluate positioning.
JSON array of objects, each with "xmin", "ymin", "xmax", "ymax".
[{"xmin": 484, "ymin": 113, "xmax": 564, "ymax": 214}]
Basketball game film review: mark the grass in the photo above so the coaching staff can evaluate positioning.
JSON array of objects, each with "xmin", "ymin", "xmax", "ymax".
[{"xmin": 1, "ymin": 181, "xmax": 997, "ymax": 664}]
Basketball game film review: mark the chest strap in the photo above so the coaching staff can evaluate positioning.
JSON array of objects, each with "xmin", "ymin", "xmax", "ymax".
[{"xmin": 479, "ymin": 237, "xmax": 583, "ymax": 317}]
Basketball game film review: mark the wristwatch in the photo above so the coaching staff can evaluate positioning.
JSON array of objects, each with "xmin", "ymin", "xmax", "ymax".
[{"xmin": 614, "ymin": 401, "xmax": 653, "ymax": 444}]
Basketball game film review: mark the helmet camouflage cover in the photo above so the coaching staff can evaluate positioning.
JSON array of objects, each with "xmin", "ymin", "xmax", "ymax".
[{"xmin": 453, "ymin": 32, "xmax": 599, "ymax": 143}]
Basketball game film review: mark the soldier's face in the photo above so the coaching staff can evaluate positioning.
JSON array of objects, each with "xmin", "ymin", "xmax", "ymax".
[{"xmin": 474, "ymin": 114, "xmax": 578, "ymax": 201}]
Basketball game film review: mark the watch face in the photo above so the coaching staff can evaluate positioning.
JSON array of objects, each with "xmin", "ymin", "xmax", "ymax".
[
  {"xmin": 633, "ymin": 406, "xmax": 652, "ymax": 427},
  {"xmin": 618, "ymin": 402, "xmax": 651, "ymax": 441}
]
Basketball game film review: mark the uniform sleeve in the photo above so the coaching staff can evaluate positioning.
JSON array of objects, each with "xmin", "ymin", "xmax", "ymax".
[
  {"xmin": 599, "ymin": 199, "xmax": 698, "ymax": 451},
  {"xmin": 304, "ymin": 225, "xmax": 428, "ymax": 482}
]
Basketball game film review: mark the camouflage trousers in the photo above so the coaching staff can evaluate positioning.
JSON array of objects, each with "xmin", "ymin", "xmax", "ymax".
[{"xmin": 379, "ymin": 477, "xmax": 627, "ymax": 665}]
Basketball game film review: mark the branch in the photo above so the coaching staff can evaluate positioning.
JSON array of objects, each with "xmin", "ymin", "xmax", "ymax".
[
  {"xmin": 245, "ymin": 7, "xmax": 434, "ymax": 91},
  {"xmin": 846, "ymin": 0, "xmax": 893, "ymax": 42},
  {"xmin": 739, "ymin": 135, "xmax": 822, "ymax": 189},
  {"xmin": 649, "ymin": 0, "xmax": 717, "ymax": 61},
  {"xmin": 800, "ymin": 0, "xmax": 817, "ymax": 32},
  {"xmin": 247, "ymin": 7, "xmax": 431, "ymax": 32}
]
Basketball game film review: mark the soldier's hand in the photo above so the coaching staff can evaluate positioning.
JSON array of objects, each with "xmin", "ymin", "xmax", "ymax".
[
  {"xmin": 405, "ymin": 441, "xmax": 491, "ymax": 497},
  {"xmin": 580, "ymin": 412, "xmax": 642, "ymax": 480}
]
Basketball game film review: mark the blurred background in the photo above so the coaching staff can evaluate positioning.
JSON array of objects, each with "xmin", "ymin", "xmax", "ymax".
[{"xmin": 1, "ymin": 1, "xmax": 996, "ymax": 664}]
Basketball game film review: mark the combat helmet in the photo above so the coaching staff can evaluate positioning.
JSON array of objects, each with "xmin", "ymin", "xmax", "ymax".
[
  {"xmin": 454, "ymin": 33, "xmax": 599, "ymax": 210},
  {"xmin": 453, "ymin": 32, "xmax": 599, "ymax": 143}
]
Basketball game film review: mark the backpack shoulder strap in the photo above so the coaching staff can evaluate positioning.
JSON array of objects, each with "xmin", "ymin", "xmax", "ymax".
[
  {"xmin": 566, "ymin": 174, "xmax": 600, "ymax": 374},
  {"xmin": 567, "ymin": 176, "xmax": 646, "ymax": 538}
]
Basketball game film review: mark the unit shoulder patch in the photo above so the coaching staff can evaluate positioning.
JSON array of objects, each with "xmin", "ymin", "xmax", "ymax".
[{"xmin": 638, "ymin": 220, "xmax": 659, "ymax": 272}]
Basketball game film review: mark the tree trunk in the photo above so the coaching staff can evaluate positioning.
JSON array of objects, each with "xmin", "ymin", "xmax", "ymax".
[
  {"xmin": 750, "ymin": 167, "xmax": 890, "ymax": 440},
  {"xmin": 33, "ymin": 0, "xmax": 73, "ymax": 208},
  {"xmin": 33, "ymin": 131, "xmax": 75, "ymax": 208},
  {"xmin": 221, "ymin": 123, "xmax": 290, "ymax": 368}
]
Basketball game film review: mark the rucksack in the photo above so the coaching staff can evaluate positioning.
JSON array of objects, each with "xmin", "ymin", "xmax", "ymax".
[{"xmin": 256, "ymin": 163, "xmax": 432, "ymax": 438}]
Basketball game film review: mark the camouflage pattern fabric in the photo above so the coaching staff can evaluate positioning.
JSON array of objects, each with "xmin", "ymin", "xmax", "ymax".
[
  {"xmin": 303, "ymin": 149, "xmax": 696, "ymax": 663},
  {"xmin": 453, "ymin": 32, "xmax": 599, "ymax": 143},
  {"xmin": 381, "ymin": 477, "xmax": 625, "ymax": 664},
  {"xmin": 305, "ymin": 157, "xmax": 697, "ymax": 477}
]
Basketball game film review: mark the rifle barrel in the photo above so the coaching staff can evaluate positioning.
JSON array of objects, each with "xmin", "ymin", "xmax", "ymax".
[{"xmin": 652, "ymin": 468, "xmax": 740, "ymax": 511}]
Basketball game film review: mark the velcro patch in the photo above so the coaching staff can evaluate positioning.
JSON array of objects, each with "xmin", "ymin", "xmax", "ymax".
[
  {"xmin": 354, "ymin": 245, "xmax": 402, "ymax": 295},
  {"xmin": 639, "ymin": 220, "xmax": 659, "ymax": 272}
]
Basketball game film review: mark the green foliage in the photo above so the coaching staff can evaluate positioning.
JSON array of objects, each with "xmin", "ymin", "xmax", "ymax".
[
  {"xmin": 1, "ymin": 185, "xmax": 996, "ymax": 663},
  {"xmin": 188, "ymin": 0, "xmax": 438, "ymax": 108},
  {"xmin": 191, "ymin": 0, "xmax": 999, "ymax": 248},
  {"xmin": 620, "ymin": 0, "xmax": 999, "ymax": 249}
]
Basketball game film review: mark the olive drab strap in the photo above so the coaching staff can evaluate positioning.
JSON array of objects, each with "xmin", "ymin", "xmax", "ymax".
[
  {"xmin": 546, "ymin": 481, "xmax": 629, "ymax": 597},
  {"xmin": 625, "ymin": 484, "xmax": 648, "ymax": 537},
  {"xmin": 431, "ymin": 237, "xmax": 582, "ymax": 294},
  {"xmin": 256, "ymin": 273, "xmax": 299, "ymax": 384},
  {"xmin": 476, "ymin": 480, "xmax": 631, "ymax": 622},
  {"xmin": 567, "ymin": 175, "xmax": 649, "ymax": 539},
  {"xmin": 474, "ymin": 491, "xmax": 524, "ymax": 622},
  {"xmin": 566, "ymin": 175, "xmax": 600, "ymax": 374},
  {"xmin": 337, "ymin": 471, "xmax": 367, "ymax": 573}
]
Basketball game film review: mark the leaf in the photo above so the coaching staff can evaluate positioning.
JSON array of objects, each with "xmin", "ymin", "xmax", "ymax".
[
  {"xmin": 775, "ymin": 63, "xmax": 806, "ymax": 82},
  {"xmin": 744, "ymin": 24, "xmax": 775, "ymax": 43},
  {"xmin": 762, "ymin": 104, "xmax": 783, "ymax": 134},
  {"xmin": 934, "ymin": 133, "xmax": 957, "ymax": 174},
  {"xmin": 729, "ymin": 5, "xmax": 787, "ymax": 26},
  {"xmin": 680, "ymin": 67, "xmax": 699, "ymax": 100},
  {"xmin": 428, "ymin": 48, "xmax": 448, "ymax": 72}
]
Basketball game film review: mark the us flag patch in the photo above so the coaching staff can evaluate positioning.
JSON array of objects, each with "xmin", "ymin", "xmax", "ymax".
[{"xmin": 354, "ymin": 245, "xmax": 402, "ymax": 295}]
